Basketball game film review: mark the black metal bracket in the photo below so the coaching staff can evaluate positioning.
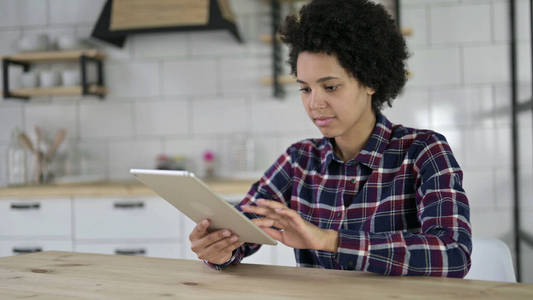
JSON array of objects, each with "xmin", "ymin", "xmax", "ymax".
[
  {"xmin": 395, "ymin": 0, "xmax": 401, "ymax": 29},
  {"xmin": 80, "ymin": 55, "xmax": 105, "ymax": 99},
  {"xmin": 510, "ymin": 0, "xmax": 522, "ymax": 282},
  {"xmin": 2, "ymin": 58, "xmax": 30, "ymax": 100},
  {"xmin": 271, "ymin": 0, "xmax": 284, "ymax": 99}
]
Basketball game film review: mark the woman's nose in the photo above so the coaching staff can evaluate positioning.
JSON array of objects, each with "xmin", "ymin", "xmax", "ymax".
[{"xmin": 309, "ymin": 90, "xmax": 327, "ymax": 109}]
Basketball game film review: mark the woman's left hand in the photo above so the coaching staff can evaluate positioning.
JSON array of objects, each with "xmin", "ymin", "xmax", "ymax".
[{"xmin": 241, "ymin": 199, "xmax": 338, "ymax": 252}]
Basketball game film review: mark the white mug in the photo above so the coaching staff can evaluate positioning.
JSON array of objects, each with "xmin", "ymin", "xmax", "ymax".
[
  {"xmin": 20, "ymin": 72, "xmax": 39, "ymax": 88},
  {"xmin": 61, "ymin": 70, "xmax": 80, "ymax": 86},
  {"xmin": 17, "ymin": 34, "xmax": 49, "ymax": 52},
  {"xmin": 39, "ymin": 71, "xmax": 60, "ymax": 87},
  {"xmin": 56, "ymin": 35, "xmax": 82, "ymax": 51}
]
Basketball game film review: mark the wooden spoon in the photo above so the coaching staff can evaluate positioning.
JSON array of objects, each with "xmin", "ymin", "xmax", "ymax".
[
  {"xmin": 34, "ymin": 126, "xmax": 43, "ymax": 183},
  {"xmin": 18, "ymin": 132, "xmax": 35, "ymax": 153},
  {"xmin": 45, "ymin": 129, "xmax": 66, "ymax": 161}
]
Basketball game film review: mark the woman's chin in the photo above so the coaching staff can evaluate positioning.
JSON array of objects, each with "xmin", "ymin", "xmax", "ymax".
[{"xmin": 318, "ymin": 129, "xmax": 337, "ymax": 138}]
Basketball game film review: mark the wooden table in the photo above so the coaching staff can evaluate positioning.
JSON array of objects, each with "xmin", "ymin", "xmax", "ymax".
[{"xmin": 1, "ymin": 252, "xmax": 532, "ymax": 299}]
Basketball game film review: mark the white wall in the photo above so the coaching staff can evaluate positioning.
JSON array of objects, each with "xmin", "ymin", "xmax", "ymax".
[
  {"xmin": 383, "ymin": 0, "xmax": 533, "ymax": 282},
  {"xmin": 0, "ymin": 0, "xmax": 532, "ymax": 281}
]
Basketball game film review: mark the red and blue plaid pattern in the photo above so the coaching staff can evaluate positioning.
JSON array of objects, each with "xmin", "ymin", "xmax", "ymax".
[{"xmin": 210, "ymin": 113, "xmax": 472, "ymax": 278}]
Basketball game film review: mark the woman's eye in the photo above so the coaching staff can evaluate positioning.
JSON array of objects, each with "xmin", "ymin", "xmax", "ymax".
[
  {"xmin": 326, "ymin": 85, "xmax": 338, "ymax": 92},
  {"xmin": 299, "ymin": 87, "xmax": 311, "ymax": 93}
]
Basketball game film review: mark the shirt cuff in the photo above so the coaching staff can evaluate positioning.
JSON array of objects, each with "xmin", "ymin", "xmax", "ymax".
[
  {"xmin": 204, "ymin": 247, "xmax": 244, "ymax": 270},
  {"xmin": 335, "ymin": 230, "xmax": 369, "ymax": 270}
]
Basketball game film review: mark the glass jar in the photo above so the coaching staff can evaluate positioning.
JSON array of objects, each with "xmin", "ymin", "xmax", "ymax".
[{"xmin": 7, "ymin": 128, "xmax": 27, "ymax": 186}]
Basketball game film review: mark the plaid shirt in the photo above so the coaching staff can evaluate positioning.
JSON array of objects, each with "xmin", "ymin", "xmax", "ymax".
[{"xmin": 210, "ymin": 113, "xmax": 472, "ymax": 278}]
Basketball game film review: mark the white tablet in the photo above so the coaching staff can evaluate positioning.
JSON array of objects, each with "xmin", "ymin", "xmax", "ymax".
[{"xmin": 130, "ymin": 169, "xmax": 277, "ymax": 245}]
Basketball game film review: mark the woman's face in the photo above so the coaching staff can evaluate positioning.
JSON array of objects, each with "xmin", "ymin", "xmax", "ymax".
[{"xmin": 296, "ymin": 51, "xmax": 375, "ymax": 139}]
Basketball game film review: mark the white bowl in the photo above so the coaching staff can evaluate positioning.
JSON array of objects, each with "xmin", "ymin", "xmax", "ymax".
[
  {"xmin": 17, "ymin": 34, "xmax": 49, "ymax": 52},
  {"xmin": 57, "ymin": 36, "xmax": 82, "ymax": 51},
  {"xmin": 61, "ymin": 70, "xmax": 80, "ymax": 86},
  {"xmin": 20, "ymin": 72, "xmax": 39, "ymax": 88},
  {"xmin": 39, "ymin": 71, "xmax": 60, "ymax": 87}
]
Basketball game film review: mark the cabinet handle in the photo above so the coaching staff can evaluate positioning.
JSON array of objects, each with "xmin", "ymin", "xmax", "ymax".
[
  {"xmin": 10, "ymin": 202, "xmax": 41, "ymax": 210},
  {"xmin": 114, "ymin": 248, "xmax": 146, "ymax": 256},
  {"xmin": 13, "ymin": 247, "xmax": 42, "ymax": 254},
  {"xmin": 113, "ymin": 201, "xmax": 144, "ymax": 209}
]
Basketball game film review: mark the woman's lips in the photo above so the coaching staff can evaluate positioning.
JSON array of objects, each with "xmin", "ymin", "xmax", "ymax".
[{"xmin": 314, "ymin": 117, "xmax": 335, "ymax": 127}]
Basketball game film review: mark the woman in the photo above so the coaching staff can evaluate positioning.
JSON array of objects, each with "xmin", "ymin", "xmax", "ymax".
[{"xmin": 189, "ymin": 0, "xmax": 472, "ymax": 277}]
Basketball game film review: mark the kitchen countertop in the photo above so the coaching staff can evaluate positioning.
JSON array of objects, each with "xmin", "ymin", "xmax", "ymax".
[
  {"xmin": 0, "ymin": 179, "xmax": 257, "ymax": 198},
  {"xmin": 1, "ymin": 251, "xmax": 532, "ymax": 299}
]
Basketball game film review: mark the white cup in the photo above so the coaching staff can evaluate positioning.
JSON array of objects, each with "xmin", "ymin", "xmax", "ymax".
[
  {"xmin": 61, "ymin": 70, "xmax": 80, "ymax": 86},
  {"xmin": 20, "ymin": 72, "xmax": 39, "ymax": 88},
  {"xmin": 57, "ymin": 35, "xmax": 82, "ymax": 51},
  {"xmin": 39, "ymin": 71, "xmax": 60, "ymax": 87},
  {"xmin": 17, "ymin": 34, "xmax": 49, "ymax": 52}
]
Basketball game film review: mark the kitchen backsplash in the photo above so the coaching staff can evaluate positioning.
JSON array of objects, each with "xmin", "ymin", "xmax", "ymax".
[{"xmin": 0, "ymin": 0, "xmax": 532, "ymax": 267}]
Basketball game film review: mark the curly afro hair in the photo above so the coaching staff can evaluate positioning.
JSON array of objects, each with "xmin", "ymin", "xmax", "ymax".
[{"xmin": 280, "ymin": 0, "xmax": 409, "ymax": 113}]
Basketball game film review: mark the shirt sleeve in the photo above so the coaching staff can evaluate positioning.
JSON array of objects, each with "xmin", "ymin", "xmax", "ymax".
[
  {"xmin": 204, "ymin": 146, "xmax": 294, "ymax": 270},
  {"xmin": 334, "ymin": 133, "xmax": 472, "ymax": 278}
]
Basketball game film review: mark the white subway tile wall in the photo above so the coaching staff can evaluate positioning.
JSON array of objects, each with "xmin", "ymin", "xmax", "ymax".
[
  {"xmin": 132, "ymin": 32, "xmax": 189, "ymax": 59},
  {"xmin": 0, "ymin": 30, "xmax": 19, "ymax": 55},
  {"xmin": 0, "ymin": 0, "xmax": 47, "ymax": 28},
  {"xmin": 108, "ymin": 139, "xmax": 162, "ymax": 180},
  {"xmin": 408, "ymin": 47, "xmax": 462, "ymax": 86},
  {"xmin": 192, "ymin": 97, "xmax": 248, "ymax": 135},
  {"xmin": 134, "ymin": 100, "xmax": 189, "ymax": 137},
  {"xmin": 430, "ymin": 4, "xmax": 491, "ymax": 44},
  {"xmin": 106, "ymin": 62, "xmax": 160, "ymax": 98},
  {"xmin": 0, "ymin": 105, "xmax": 23, "ymax": 143},
  {"xmin": 463, "ymin": 44, "xmax": 510, "ymax": 84},
  {"xmin": 162, "ymin": 59, "xmax": 218, "ymax": 96},
  {"xmin": 0, "ymin": 0, "xmax": 532, "ymax": 281},
  {"xmin": 79, "ymin": 102, "xmax": 134, "ymax": 139}
]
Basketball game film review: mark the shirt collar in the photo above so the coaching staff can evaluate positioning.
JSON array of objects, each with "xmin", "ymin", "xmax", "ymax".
[{"xmin": 320, "ymin": 113, "xmax": 392, "ymax": 172}]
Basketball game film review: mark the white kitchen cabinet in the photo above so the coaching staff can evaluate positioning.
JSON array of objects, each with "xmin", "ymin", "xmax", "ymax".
[
  {"xmin": 74, "ymin": 196, "xmax": 182, "ymax": 240},
  {"xmin": 75, "ymin": 241, "xmax": 183, "ymax": 259},
  {"xmin": 0, "ymin": 187, "xmax": 296, "ymax": 267},
  {"xmin": 0, "ymin": 240, "xmax": 73, "ymax": 257},
  {"xmin": 0, "ymin": 198, "xmax": 71, "ymax": 238},
  {"xmin": 274, "ymin": 243, "xmax": 296, "ymax": 267},
  {"xmin": 242, "ymin": 245, "xmax": 275, "ymax": 265}
]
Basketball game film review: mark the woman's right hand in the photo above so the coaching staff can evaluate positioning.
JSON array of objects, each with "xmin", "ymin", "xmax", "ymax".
[{"xmin": 189, "ymin": 219, "xmax": 244, "ymax": 265}]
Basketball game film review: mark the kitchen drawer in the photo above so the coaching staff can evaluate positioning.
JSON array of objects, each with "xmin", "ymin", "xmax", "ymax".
[
  {"xmin": 0, "ymin": 198, "xmax": 71, "ymax": 238},
  {"xmin": 75, "ymin": 241, "xmax": 184, "ymax": 259},
  {"xmin": 274, "ymin": 243, "xmax": 295, "ymax": 267},
  {"xmin": 74, "ymin": 196, "xmax": 182, "ymax": 240},
  {"xmin": 0, "ymin": 240, "xmax": 73, "ymax": 257},
  {"xmin": 242, "ymin": 245, "xmax": 275, "ymax": 265}
]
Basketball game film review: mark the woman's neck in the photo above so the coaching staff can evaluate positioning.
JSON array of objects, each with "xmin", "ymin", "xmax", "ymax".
[{"xmin": 334, "ymin": 112, "xmax": 377, "ymax": 162}]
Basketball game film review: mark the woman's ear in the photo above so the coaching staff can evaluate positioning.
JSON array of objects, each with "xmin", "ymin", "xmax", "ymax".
[{"xmin": 367, "ymin": 87, "xmax": 376, "ymax": 95}]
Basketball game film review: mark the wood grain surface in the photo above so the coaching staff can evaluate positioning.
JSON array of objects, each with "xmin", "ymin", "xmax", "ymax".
[{"xmin": 0, "ymin": 251, "xmax": 532, "ymax": 299}]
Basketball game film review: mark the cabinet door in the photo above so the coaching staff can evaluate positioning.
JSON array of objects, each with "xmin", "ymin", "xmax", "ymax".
[
  {"xmin": 0, "ymin": 240, "xmax": 73, "ymax": 257},
  {"xmin": 242, "ymin": 245, "xmax": 275, "ymax": 265},
  {"xmin": 75, "ymin": 241, "xmax": 183, "ymax": 259},
  {"xmin": 74, "ymin": 196, "xmax": 182, "ymax": 240},
  {"xmin": 0, "ymin": 198, "xmax": 71, "ymax": 238},
  {"xmin": 274, "ymin": 243, "xmax": 295, "ymax": 266}
]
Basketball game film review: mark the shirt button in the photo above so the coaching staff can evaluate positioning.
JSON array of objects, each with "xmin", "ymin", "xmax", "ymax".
[
  {"xmin": 337, "ymin": 212, "xmax": 342, "ymax": 217},
  {"xmin": 350, "ymin": 178, "xmax": 356, "ymax": 184}
]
